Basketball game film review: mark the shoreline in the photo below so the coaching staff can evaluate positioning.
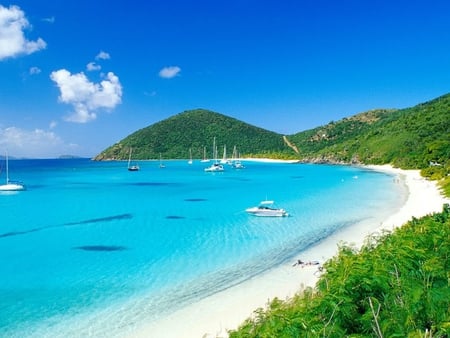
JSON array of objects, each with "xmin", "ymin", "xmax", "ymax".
[{"xmin": 132, "ymin": 164, "xmax": 449, "ymax": 338}]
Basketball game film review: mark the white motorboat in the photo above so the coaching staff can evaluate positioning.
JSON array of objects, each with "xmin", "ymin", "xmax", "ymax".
[
  {"xmin": 204, "ymin": 162, "xmax": 224, "ymax": 172},
  {"xmin": 245, "ymin": 200, "xmax": 288, "ymax": 217},
  {"xmin": 0, "ymin": 152, "xmax": 25, "ymax": 191}
]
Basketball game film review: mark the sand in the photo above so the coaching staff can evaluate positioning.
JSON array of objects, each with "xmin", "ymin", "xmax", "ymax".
[{"xmin": 131, "ymin": 164, "xmax": 449, "ymax": 338}]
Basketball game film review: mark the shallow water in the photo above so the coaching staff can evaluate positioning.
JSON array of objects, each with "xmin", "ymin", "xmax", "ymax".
[{"xmin": 0, "ymin": 159, "xmax": 405, "ymax": 337}]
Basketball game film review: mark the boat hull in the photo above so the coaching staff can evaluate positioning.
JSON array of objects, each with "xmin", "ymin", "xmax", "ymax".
[
  {"xmin": 0, "ymin": 183, "xmax": 25, "ymax": 191},
  {"xmin": 204, "ymin": 163, "xmax": 224, "ymax": 172},
  {"xmin": 245, "ymin": 207, "xmax": 288, "ymax": 217}
]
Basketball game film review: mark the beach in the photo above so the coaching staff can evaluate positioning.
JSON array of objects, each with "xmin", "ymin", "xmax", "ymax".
[{"xmin": 132, "ymin": 164, "xmax": 449, "ymax": 338}]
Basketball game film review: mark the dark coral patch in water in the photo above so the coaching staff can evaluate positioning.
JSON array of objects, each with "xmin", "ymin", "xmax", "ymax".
[
  {"xmin": 73, "ymin": 245, "xmax": 127, "ymax": 252},
  {"xmin": 184, "ymin": 198, "xmax": 207, "ymax": 202},
  {"xmin": 166, "ymin": 215, "xmax": 186, "ymax": 219}
]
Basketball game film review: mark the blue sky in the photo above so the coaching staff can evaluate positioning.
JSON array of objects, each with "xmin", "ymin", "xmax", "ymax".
[{"xmin": 1, "ymin": 0, "xmax": 450, "ymax": 158}]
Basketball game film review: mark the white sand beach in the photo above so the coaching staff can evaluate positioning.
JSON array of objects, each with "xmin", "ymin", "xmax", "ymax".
[{"xmin": 132, "ymin": 164, "xmax": 449, "ymax": 338}]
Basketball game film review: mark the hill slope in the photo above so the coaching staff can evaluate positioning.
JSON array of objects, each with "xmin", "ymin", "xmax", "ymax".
[
  {"xmin": 94, "ymin": 109, "xmax": 291, "ymax": 160},
  {"xmin": 94, "ymin": 95, "xmax": 449, "ymax": 184},
  {"xmin": 286, "ymin": 94, "xmax": 450, "ymax": 170}
]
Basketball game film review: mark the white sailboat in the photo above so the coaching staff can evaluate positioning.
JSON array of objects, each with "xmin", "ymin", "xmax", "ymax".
[
  {"xmin": 220, "ymin": 145, "xmax": 228, "ymax": 164},
  {"xmin": 200, "ymin": 146, "xmax": 210, "ymax": 163},
  {"xmin": 231, "ymin": 145, "xmax": 245, "ymax": 169},
  {"xmin": 159, "ymin": 153, "xmax": 165, "ymax": 168},
  {"xmin": 188, "ymin": 148, "xmax": 193, "ymax": 164},
  {"xmin": 0, "ymin": 152, "xmax": 25, "ymax": 191},
  {"xmin": 204, "ymin": 137, "xmax": 224, "ymax": 172},
  {"xmin": 127, "ymin": 148, "xmax": 140, "ymax": 171}
]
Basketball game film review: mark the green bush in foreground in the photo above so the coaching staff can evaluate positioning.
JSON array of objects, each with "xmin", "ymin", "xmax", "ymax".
[{"xmin": 229, "ymin": 204, "xmax": 450, "ymax": 338}]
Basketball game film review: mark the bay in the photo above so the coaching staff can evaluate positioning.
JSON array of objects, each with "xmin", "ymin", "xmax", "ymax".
[{"xmin": 0, "ymin": 159, "xmax": 405, "ymax": 337}]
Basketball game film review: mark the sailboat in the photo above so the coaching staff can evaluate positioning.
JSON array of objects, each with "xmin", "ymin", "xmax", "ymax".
[
  {"xmin": 231, "ymin": 145, "xmax": 245, "ymax": 169},
  {"xmin": 188, "ymin": 148, "xmax": 193, "ymax": 165},
  {"xmin": 200, "ymin": 146, "xmax": 210, "ymax": 163},
  {"xmin": 204, "ymin": 137, "xmax": 224, "ymax": 172},
  {"xmin": 159, "ymin": 153, "xmax": 165, "ymax": 168},
  {"xmin": 220, "ymin": 145, "xmax": 227, "ymax": 164},
  {"xmin": 127, "ymin": 148, "xmax": 140, "ymax": 171},
  {"xmin": 0, "ymin": 152, "xmax": 25, "ymax": 191}
]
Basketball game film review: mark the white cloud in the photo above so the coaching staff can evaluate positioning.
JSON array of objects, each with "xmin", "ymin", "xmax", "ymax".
[
  {"xmin": 29, "ymin": 66, "xmax": 41, "ymax": 75},
  {"xmin": 0, "ymin": 5, "xmax": 47, "ymax": 60},
  {"xmin": 50, "ymin": 69, "xmax": 122, "ymax": 123},
  {"xmin": 96, "ymin": 51, "xmax": 110, "ymax": 60},
  {"xmin": 86, "ymin": 62, "xmax": 101, "ymax": 71},
  {"xmin": 42, "ymin": 16, "xmax": 55, "ymax": 23},
  {"xmin": 49, "ymin": 120, "xmax": 57, "ymax": 129},
  {"xmin": 159, "ymin": 66, "xmax": 181, "ymax": 79},
  {"xmin": 0, "ymin": 126, "xmax": 75, "ymax": 158}
]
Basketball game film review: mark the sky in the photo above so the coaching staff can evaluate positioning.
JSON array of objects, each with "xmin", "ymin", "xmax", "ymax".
[{"xmin": 1, "ymin": 0, "xmax": 450, "ymax": 158}]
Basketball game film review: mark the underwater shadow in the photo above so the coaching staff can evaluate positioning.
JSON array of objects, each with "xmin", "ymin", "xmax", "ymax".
[
  {"xmin": 0, "ymin": 214, "xmax": 133, "ymax": 239},
  {"xmin": 73, "ymin": 245, "xmax": 128, "ymax": 252},
  {"xmin": 184, "ymin": 198, "xmax": 207, "ymax": 202}
]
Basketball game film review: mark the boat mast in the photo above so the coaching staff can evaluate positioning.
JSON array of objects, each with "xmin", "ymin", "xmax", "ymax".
[
  {"xmin": 128, "ymin": 148, "xmax": 132, "ymax": 168},
  {"xmin": 5, "ymin": 151, "xmax": 9, "ymax": 184}
]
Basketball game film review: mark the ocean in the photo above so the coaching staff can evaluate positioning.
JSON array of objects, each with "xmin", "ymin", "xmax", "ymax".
[{"xmin": 0, "ymin": 159, "xmax": 405, "ymax": 337}]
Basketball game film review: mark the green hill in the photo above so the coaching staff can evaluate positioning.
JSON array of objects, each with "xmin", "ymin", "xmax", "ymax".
[
  {"xmin": 93, "ymin": 109, "xmax": 291, "ymax": 160},
  {"xmin": 94, "ymin": 96, "xmax": 449, "ymax": 194},
  {"xmin": 286, "ymin": 94, "xmax": 450, "ymax": 170}
]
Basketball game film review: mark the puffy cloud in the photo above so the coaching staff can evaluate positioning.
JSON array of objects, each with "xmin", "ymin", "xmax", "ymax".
[
  {"xmin": 159, "ymin": 66, "xmax": 181, "ymax": 79},
  {"xmin": 0, "ymin": 126, "xmax": 75, "ymax": 158},
  {"xmin": 0, "ymin": 5, "xmax": 46, "ymax": 60},
  {"xmin": 29, "ymin": 66, "xmax": 41, "ymax": 75},
  {"xmin": 96, "ymin": 51, "xmax": 110, "ymax": 60},
  {"xmin": 50, "ymin": 69, "xmax": 122, "ymax": 123},
  {"xmin": 86, "ymin": 62, "xmax": 101, "ymax": 71}
]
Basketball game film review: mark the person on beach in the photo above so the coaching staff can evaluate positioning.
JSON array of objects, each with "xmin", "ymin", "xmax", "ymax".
[{"xmin": 292, "ymin": 259, "xmax": 304, "ymax": 267}]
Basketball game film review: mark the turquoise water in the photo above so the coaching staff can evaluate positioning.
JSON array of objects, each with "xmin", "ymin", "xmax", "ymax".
[{"xmin": 0, "ymin": 159, "xmax": 405, "ymax": 337}]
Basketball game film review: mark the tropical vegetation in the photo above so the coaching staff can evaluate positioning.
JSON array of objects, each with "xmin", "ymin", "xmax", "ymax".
[
  {"xmin": 228, "ymin": 204, "xmax": 450, "ymax": 337},
  {"xmin": 94, "ymin": 94, "xmax": 450, "ymax": 195},
  {"xmin": 93, "ymin": 109, "xmax": 289, "ymax": 161},
  {"xmin": 286, "ymin": 94, "xmax": 450, "ymax": 173}
]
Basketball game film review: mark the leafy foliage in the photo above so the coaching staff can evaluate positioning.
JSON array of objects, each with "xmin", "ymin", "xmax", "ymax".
[
  {"xmin": 94, "ymin": 97, "xmax": 449, "ymax": 195},
  {"xmin": 229, "ymin": 204, "xmax": 450, "ymax": 337},
  {"xmin": 93, "ymin": 109, "xmax": 290, "ymax": 160},
  {"xmin": 287, "ymin": 94, "xmax": 450, "ymax": 173}
]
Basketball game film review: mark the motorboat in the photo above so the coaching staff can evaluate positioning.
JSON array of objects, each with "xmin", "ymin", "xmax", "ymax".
[
  {"xmin": 204, "ymin": 162, "xmax": 224, "ymax": 172},
  {"xmin": 245, "ymin": 200, "xmax": 288, "ymax": 217}
]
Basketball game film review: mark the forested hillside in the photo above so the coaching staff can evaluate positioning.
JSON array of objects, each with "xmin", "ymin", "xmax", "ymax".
[
  {"xmin": 287, "ymin": 94, "xmax": 450, "ymax": 170},
  {"xmin": 93, "ymin": 95, "xmax": 449, "ymax": 194},
  {"xmin": 94, "ymin": 109, "xmax": 290, "ymax": 160}
]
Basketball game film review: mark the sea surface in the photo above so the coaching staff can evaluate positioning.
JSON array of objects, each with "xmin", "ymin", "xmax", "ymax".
[{"xmin": 0, "ymin": 159, "xmax": 406, "ymax": 337}]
